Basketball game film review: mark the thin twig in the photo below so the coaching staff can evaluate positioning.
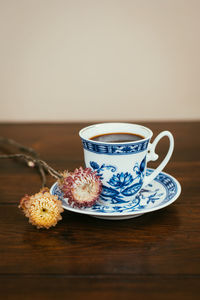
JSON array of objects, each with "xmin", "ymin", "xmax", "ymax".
[
  {"xmin": 0, "ymin": 154, "xmax": 62, "ymax": 180},
  {"xmin": 0, "ymin": 137, "xmax": 38, "ymax": 157},
  {"xmin": 38, "ymin": 165, "xmax": 46, "ymax": 188},
  {"xmin": 0, "ymin": 137, "xmax": 47, "ymax": 186},
  {"xmin": 37, "ymin": 159, "xmax": 63, "ymax": 179}
]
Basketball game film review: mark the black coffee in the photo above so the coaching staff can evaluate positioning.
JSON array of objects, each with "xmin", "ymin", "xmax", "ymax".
[{"xmin": 90, "ymin": 132, "xmax": 144, "ymax": 143}]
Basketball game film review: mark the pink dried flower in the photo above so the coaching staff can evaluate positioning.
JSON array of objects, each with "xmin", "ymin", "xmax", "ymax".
[{"xmin": 58, "ymin": 167, "xmax": 102, "ymax": 208}]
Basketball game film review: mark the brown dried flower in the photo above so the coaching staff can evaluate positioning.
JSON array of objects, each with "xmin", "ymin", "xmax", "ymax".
[
  {"xmin": 19, "ymin": 187, "xmax": 64, "ymax": 229},
  {"xmin": 58, "ymin": 167, "xmax": 102, "ymax": 208}
]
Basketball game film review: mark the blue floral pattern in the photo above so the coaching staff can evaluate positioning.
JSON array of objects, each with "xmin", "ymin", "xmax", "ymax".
[
  {"xmin": 108, "ymin": 172, "xmax": 133, "ymax": 189},
  {"xmin": 89, "ymin": 158, "xmax": 146, "ymax": 203},
  {"xmin": 89, "ymin": 161, "xmax": 116, "ymax": 180}
]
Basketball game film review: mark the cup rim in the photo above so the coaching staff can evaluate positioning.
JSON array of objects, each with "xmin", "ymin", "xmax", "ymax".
[{"xmin": 79, "ymin": 122, "xmax": 153, "ymax": 145}]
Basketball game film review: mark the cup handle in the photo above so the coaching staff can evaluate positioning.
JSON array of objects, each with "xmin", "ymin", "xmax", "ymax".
[{"xmin": 143, "ymin": 131, "xmax": 174, "ymax": 187}]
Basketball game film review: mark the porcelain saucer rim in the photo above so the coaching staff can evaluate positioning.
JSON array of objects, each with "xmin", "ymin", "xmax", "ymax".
[{"xmin": 50, "ymin": 168, "xmax": 181, "ymax": 217}]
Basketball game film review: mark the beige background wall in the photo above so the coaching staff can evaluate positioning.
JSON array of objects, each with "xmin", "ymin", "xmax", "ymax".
[{"xmin": 0, "ymin": 0, "xmax": 199, "ymax": 122}]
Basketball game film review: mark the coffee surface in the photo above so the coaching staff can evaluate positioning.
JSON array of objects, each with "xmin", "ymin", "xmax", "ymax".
[{"xmin": 90, "ymin": 132, "xmax": 144, "ymax": 143}]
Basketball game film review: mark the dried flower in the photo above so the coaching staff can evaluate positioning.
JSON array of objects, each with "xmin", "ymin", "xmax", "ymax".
[
  {"xmin": 58, "ymin": 167, "xmax": 102, "ymax": 208},
  {"xmin": 19, "ymin": 187, "xmax": 64, "ymax": 229}
]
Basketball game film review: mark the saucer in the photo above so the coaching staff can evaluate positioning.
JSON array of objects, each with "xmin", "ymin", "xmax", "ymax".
[{"xmin": 50, "ymin": 169, "xmax": 181, "ymax": 220}]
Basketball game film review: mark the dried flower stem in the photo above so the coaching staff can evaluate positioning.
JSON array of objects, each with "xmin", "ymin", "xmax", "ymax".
[
  {"xmin": 0, "ymin": 137, "xmax": 62, "ymax": 186},
  {"xmin": 0, "ymin": 153, "xmax": 62, "ymax": 180},
  {"xmin": 37, "ymin": 165, "xmax": 46, "ymax": 188},
  {"xmin": 0, "ymin": 137, "xmax": 49, "ymax": 187},
  {"xmin": 0, "ymin": 138, "xmax": 65, "ymax": 229},
  {"xmin": 0, "ymin": 137, "xmax": 39, "ymax": 157}
]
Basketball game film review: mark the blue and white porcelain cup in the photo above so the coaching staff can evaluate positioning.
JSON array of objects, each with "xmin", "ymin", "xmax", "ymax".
[{"xmin": 79, "ymin": 123, "xmax": 174, "ymax": 204}]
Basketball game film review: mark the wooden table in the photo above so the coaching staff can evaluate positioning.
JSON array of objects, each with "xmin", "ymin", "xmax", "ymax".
[{"xmin": 0, "ymin": 122, "xmax": 199, "ymax": 300}]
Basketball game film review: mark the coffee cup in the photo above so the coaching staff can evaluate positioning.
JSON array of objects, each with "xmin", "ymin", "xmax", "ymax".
[{"xmin": 79, "ymin": 123, "xmax": 174, "ymax": 203}]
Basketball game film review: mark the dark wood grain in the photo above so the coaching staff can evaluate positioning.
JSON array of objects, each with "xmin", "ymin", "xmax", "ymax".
[
  {"xmin": 0, "ymin": 122, "xmax": 200, "ymax": 299},
  {"xmin": 0, "ymin": 275, "xmax": 199, "ymax": 300}
]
